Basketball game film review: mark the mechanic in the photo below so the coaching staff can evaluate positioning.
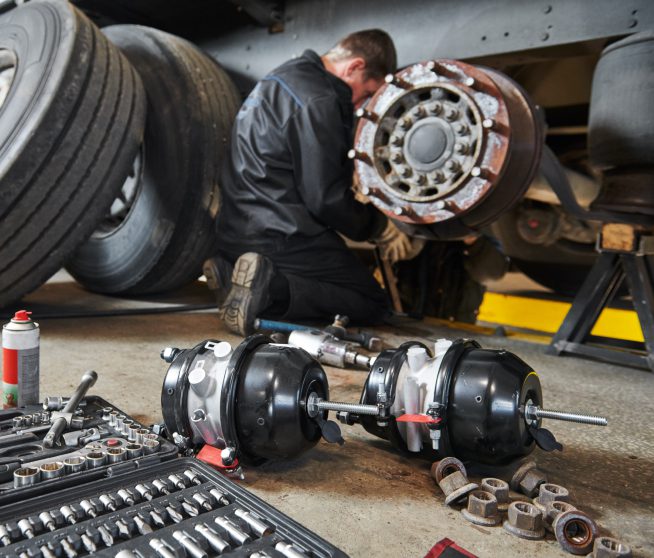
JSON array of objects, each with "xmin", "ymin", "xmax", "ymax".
[{"xmin": 204, "ymin": 29, "xmax": 421, "ymax": 336}]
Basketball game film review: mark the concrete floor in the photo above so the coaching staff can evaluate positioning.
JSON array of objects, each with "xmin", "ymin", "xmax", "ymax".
[{"xmin": 27, "ymin": 277, "xmax": 654, "ymax": 557}]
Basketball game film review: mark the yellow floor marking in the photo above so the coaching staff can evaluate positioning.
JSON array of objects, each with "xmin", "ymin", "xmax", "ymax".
[{"xmin": 477, "ymin": 292, "xmax": 644, "ymax": 343}]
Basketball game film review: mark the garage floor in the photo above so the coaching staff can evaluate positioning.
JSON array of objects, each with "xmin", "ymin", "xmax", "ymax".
[{"xmin": 22, "ymin": 275, "xmax": 654, "ymax": 558}]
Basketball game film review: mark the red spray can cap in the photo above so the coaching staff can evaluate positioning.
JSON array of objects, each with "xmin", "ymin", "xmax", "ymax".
[{"xmin": 12, "ymin": 310, "xmax": 32, "ymax": 322}]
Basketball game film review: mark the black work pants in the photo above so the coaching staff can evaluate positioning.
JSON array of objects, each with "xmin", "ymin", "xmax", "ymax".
[{"xmin": 218, "ymin": 231, "xmax": 389, "ymax": 324}]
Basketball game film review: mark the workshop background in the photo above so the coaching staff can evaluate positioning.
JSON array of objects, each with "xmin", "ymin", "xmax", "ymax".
[{"xmin": 0, "ymin": 1, "xmax": 652, "ymax": 557}]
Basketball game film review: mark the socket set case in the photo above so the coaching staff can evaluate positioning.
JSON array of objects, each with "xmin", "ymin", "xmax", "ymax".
[
  {"xmin": 0, "ymin": 457, "xmax": 347, "ymax": 557},
  {"xmin": 0, "ymin": 396, "xmax": 177, "ymax": 504}
]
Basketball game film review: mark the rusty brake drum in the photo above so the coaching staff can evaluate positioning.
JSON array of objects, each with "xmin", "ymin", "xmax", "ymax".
[{"xmin": 352, "ymin": 60, "xmax": 544, "ymax": 239}]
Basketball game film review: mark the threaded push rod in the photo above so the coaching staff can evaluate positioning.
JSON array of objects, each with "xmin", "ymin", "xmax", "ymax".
[
  {"xmin": 315, "ymin": 400, "xmax": 380, "ymax": 416},
  {"xmin": 525, "ymin": 405, "xmax": 607, "ymax": 426}
]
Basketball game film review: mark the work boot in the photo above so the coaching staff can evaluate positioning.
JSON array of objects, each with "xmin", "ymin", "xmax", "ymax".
[
  {"xmin": 202, "ymin": 255, "xmax": 233, "ymax": 306},
  {"xmin": 219, "ymin": 252, "xmax": 274, "ymax": 336}
]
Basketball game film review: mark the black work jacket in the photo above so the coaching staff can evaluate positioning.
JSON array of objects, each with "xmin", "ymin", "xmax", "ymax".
[{"xmin": 216, "ymin": 50, "xmax": 386, "ymax": 248}]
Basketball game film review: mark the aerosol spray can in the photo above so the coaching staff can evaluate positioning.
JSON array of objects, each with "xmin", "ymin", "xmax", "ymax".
[{"xmin": 2, "ymin": 310, "xmax": 39, "ymax": 408}]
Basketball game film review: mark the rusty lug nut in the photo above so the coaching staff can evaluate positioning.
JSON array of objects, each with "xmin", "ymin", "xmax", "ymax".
[
  {"xmin": 554, "ymin": 509, "xmax": 598, "ymax": 555},
  {"xmin": 428, "ymin": 102, "xmax": 443, "ymax": 115},
  {"xmin": 412, "ymin": 106, "xmax": 426, "ymax": 118},
  {"xmin": 400, "ymin": 117, "xmax": 413, "ymax": 130},
  {"xmin": 503, "ymin": 501, "xmax": 545, "ymax": 540},
  {"xmin": 446, "ymin": 108, "xmax": 459, "ymax": 121},
  {"xmin": 400, "ymin": 167, "xmax": 413, "ymax": 179},
  {"xmin": 431, "ymin": 457, "xmax": 478, "ymax": 506},
  {"xmin": 455, "ymin": 123, "xmax": 469, "ymax": 135},
  {"xmin": 589, "ymin": 536, "xmax": 632, "ymax": 558},
  {"xmin": 384, "ymin": 73, "xmax": 412, "ymax": 90},
  {"xmin": 454, "ymin": 142, "xmax": 469, "ymax": 155},
  {"xmin": 533, "ymin": 483, "xmax": 570, "ymax": 513},
  {"xmin": 480, "ymin": 478, "xmax": 510, "ymax": 512},
  {"xmin": 445, "ymin": 159, "xmax": 461, "ymax": 172},
  {"xmin": 543, "ymin": 500, "xmax": 576, "ymax": 532},
  {"xmin": 461, "ymin": 490, "xmax": 501, "ymax": 526},
  {"xmin": 390, "ymin": 134, "xmax": 403, "ymax": 147},
  {"xmin": 391, "ymin": 152, "xmax": 403, "ymax": 164},
  {"xmin": 510, "ymin": 460, "xmax": 547, "ymax": 497}
]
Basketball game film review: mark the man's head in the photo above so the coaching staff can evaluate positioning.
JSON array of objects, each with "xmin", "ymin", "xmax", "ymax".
[{"xmin": 322, "ymin": 29, "xmax": 397, "ymax": 108}]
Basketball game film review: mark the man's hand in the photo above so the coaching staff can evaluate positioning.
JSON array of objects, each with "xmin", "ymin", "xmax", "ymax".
[{"xmin": 373, "ymin": 220, "xmax": 423, "ymax": 264}]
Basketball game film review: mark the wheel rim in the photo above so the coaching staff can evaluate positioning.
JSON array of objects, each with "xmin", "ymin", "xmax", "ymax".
[
  {"xmin": 0, "ymin": 50, "xmax": 17, "ymax": 111},
  {"xmin": 93, "ymin": 145, "xmax": 144, "ymax": 237}
]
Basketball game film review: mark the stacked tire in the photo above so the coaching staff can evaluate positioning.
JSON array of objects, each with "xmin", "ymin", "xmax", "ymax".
[
  {"xmin": 0, "ymin": 0, "xmax": 241, "ymax": 307},
  {"xmin": 0, "ymin": 0, "xmax": 145, "ymax": 307},
  {"xmin": 67, "ymin": 25, "xmax": 241, "ymax": 294}
]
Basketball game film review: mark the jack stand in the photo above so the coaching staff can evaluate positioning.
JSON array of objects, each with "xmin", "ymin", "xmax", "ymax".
[{"xmin": 546, "ymin": 225, "xmax": 654, "ymax": 372}]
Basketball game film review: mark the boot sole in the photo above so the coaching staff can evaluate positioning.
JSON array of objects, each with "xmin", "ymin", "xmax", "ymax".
[{"xmin": 220, "ymin": 253, "xmax": 273, "ymax": 336}]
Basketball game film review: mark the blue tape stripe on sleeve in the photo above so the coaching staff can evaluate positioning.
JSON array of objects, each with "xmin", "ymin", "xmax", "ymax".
[{"xmin": 263, "ymin": 75, "xmax": 304, "ymax": 107}]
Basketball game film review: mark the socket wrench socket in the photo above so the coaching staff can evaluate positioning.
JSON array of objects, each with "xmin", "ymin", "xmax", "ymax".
[
  {"xmin": 122, "ymin": 419, "xmax": 134, "ymax": 436},
  {"xmin": 128, "ymin": 424, "xmax": 140, "ymax": 442},
  {"xmin": 143, "ymin": 439, "xmax": 160, "ymax": 454},
  {"xmin": 126, "ymin": 443, "xmax": 143, "ymax": 459},
  {"xmin": 115, "ymin": 414, "xmax": 126, "ymax": 431},
  {"xmin": 86, "ymin": 451, "xmax": 107, "ymax": 468},
  {"xmin": 63, "ymin": 456, "xmax": 87, "ymax": 474},
  {"xmin": 106, "ymin": 447, "xmax": 127, "ymax": 463},
  {"xmin": 39, "ymin": 462, "xmax": 65, "ymax": 481},
  {"xmin": 14, "ymin": 467, "xmax": 40, "ymax": 488}
]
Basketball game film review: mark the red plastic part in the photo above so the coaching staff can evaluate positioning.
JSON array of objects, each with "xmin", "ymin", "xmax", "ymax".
[
  {"xmin": 396, "ymin": 414, "xmax": 442, "ymax": 424},
  {"xmin": 196, "ymin": 444, "xmax": 240, "ymax": 470},
  {"xmin": 424, "ymin": 537, "xmax": 478, "ymax": 558},
  {"xmin": 12, "ymin": 310, "xmax": 32, "ymax": 322}
]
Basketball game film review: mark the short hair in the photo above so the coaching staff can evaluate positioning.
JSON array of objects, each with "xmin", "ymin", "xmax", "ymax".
[{"xmin": 325, "ymin": 29, "xmax": 397, "ymax": 80}]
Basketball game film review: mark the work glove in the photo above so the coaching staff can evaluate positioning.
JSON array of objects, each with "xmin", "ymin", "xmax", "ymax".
[{"xmin": 372, "ymin": 220, "xmax": 424, "ymax": 264}]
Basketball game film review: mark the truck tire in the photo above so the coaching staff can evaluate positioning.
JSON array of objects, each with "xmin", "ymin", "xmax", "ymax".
[
  {"xmin": 67, "ymin": 25, "xmax": 241, "ymax": 294},
  {"xmin": 0, "ymin": 1, "xmax": 145, "ymax": 307}
]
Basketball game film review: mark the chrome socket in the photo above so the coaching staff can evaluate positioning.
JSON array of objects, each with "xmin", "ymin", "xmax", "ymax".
[
  {"xmin": 127, "ymin": 424, "xmax": 140, "ymax": 441},
  {"xmin": 106, "ymin": 447, "xmax": 127, "ymax": 463},
  {"xmin": 63, "ymin": 456, "xmax": 87, "ymax": 474},
  {"xmin": 115, "ymin": 414, "xmax": 126, "ymax": 431},
  {"xmin": 39, "ymin": 461, "xmax": 65, "ymax": 481},
  {"xmin": 85, "ymin": 451, "xmax": 107, "ymax": 469},
  {"xmin": 126, "ymin": 443, "xmax": 143, "ymax": 460},
  {"xmin": 14, "ymin": 467, "xmax": 40, "ymax": 488},
  {"xmin": 234, "ymin": 508, "xmax": 274, "ymax": 536},
  {"xmin": 101, "ymin": 407, "xmax": 113, "ymax": 421},
  {"xmin": 108, "ymin": 411, "xmax": 119, "ymax": 426},
  {"xmin": 135, "ymin": 428, "xmax": 151, "ymax": 444},
  {"xmin": 122, "ymin": 419, "xmax": 134, "ymax": 436},
  {"xmin": 214, "ymin": 516, "xmax": 251, "ymax": 545},
  {"xmin": 143, "ymin": 439, "xmax": 160, "ymax": 454}
]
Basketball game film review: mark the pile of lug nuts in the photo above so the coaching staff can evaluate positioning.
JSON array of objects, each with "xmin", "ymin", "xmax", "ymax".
[{"xmin": 431, "ymin": 458, "xmax": 633, "ymax": 557}]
